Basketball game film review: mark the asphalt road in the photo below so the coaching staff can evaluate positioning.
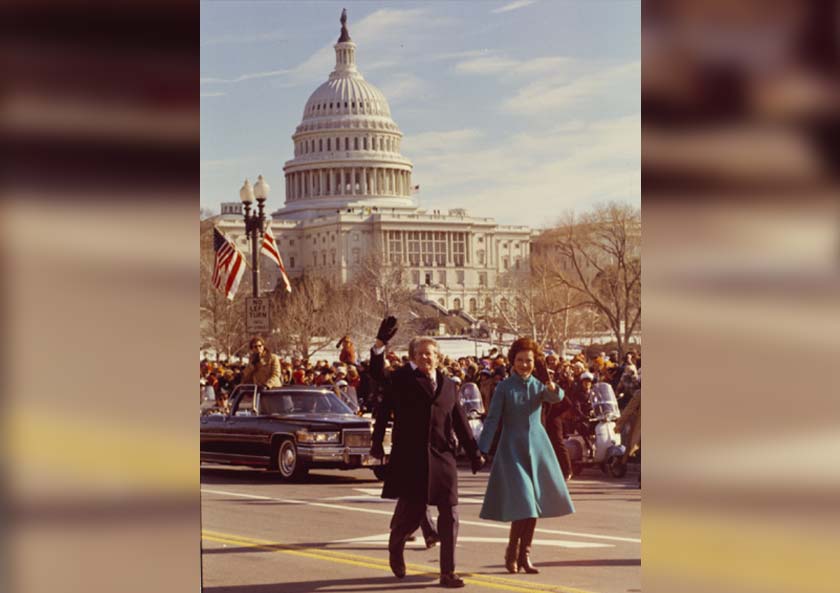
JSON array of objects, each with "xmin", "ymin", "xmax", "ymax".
[{"xmin": 201, "ymin": 463, "xmax": 640, "ymax": 593}]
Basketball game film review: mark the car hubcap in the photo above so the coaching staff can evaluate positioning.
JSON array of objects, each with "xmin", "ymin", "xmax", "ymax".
[{"xmin": 280, "ymin": 443, "xmax": 296, "ymax": 475}]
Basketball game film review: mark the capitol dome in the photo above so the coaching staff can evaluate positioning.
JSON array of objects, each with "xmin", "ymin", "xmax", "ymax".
[{"xmin": 275, "ymin": 9, "xmax": 415, "ymax": 220}]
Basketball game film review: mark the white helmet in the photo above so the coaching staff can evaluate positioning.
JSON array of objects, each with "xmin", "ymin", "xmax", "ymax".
[{"xmin": 580, "ymin": 372, "xmax": 594, "ymax": 382}]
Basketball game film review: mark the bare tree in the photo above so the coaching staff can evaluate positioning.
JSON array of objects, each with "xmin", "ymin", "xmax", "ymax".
[
  {"xmin": 353, "ymin": 253, "xmax": 417, "ymax": 344},
  {"xmin": 536, "ymin": 202, "xmax": 641, "ymax": 356},
  {"xmin": 268, "ymin": 273, "xmax": 337, "ymax": 361}
]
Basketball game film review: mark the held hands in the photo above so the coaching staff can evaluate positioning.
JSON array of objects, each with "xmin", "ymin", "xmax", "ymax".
[
  {"xmin": 370, "ymin": 442, "xmax": 385, "ymax": 460},
  {"xmin": 376, "ymin": 316, "xmax": 399, "ymax": 345},
  {"xmin": 470, "ymin": 454, "xmax": 485, "ymax": 475}
]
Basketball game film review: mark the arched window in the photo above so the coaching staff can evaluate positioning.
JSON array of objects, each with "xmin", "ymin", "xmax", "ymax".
[
  {"xmin": 344, "ymin": 137, "xmax": 349, "ymax": 150},
  {"xmin": 484, "ymin": 297, "xmax": 492, "ymax": 312},
  {"xmin": 453, "ymin": 298, "xmax": 461, "ymax": 311},
  {"xmin": 354, "ymin": 137, "xmax": 359, "ymax": 150},
  {"xmin": 469, "ymin": 298, "xmax": 477, "ymax": 313}
]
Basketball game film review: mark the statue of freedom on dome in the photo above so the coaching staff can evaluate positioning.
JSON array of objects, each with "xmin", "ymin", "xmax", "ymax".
[{"xmin": 339, "ymin": 9, "xmax": 351, "ymax": 42}]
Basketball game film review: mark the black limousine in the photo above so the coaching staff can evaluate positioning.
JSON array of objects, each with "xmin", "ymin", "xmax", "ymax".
[{"xmin": 200, "ymin": 384, "xmax": 390, "ymax": 480}]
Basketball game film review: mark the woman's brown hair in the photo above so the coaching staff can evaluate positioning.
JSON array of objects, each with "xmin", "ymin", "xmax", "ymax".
[{"xmin": 507, "ymin": 337, "xmax": 542, "ymax": 367}]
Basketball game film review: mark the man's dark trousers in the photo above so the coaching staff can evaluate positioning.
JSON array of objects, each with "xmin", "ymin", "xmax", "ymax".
[{"xmin": 389, "ymin": 499, "xmax": 459, "ymax": 574}]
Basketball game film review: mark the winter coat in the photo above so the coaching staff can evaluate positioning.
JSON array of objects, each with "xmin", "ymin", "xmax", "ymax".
[
  {"xmin": 241, "ymin": 351, "xmax": 282, "ymax": 388},
  {"xmin": 478, "ymin": 373, "xmax": 575, "ymax": 522},
  {"xmin": 371, "ymin": 350, "xmax": 480, "ymax": 506}
]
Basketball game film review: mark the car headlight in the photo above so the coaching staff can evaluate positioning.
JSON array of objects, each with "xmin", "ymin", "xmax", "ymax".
[{"xmin": 296, "ymin": 429, "xmax": 340, "ymax": 444}]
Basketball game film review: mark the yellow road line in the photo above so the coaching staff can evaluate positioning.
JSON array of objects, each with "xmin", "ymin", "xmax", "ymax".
[{"xmin": 202, "ymin": 529, "xmax": 599, "ymax": 593}]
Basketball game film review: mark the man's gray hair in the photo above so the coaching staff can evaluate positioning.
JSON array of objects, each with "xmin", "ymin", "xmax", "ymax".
[{"xmin": 408, "ymin": 336, "xmax": 439, "ymax": 359}]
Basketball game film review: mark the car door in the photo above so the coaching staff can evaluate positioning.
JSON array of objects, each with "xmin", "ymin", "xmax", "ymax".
[
  {"xmin": 200, "ymin": 384, "xmax": 267, "ymax": 466},
  {"xmin": 223, "ymin": 386, "xmax": 270, "ymax": 465}
]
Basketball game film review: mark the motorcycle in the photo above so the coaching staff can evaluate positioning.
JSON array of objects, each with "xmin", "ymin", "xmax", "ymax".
[
  {"xmin": 563, "ymin": 382, "xmax": 627, "ymax": 478},
  {"xmin": 458, "ymin": 382, "xmax": 485, "ymax": 444}
]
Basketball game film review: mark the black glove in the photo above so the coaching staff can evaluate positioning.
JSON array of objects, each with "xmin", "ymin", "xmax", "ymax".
[
  {"xmin": 370, "ymin": 442, "xmax": 385, "ymax": 460},
  {"xmin": 470, "ymin": 454, "xmax": 485, "ymax": 475},
  {"xmin": 376, "ymin": 316, "xmax": 398, "ymax": 344}
]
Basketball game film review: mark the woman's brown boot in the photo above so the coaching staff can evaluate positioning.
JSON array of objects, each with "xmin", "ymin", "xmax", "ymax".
[
  {"xmin": 517, "ymin": 518, "xmax": 539, "ymax": 574},
  {"xmin": 504, "ymin": 521, "xmax": 521, "ymax": 573}
]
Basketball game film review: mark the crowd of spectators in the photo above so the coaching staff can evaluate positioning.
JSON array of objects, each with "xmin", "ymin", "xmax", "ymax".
[{"xmin": 200, "ymin": 340, "xmax": 641, "ymax": 421}]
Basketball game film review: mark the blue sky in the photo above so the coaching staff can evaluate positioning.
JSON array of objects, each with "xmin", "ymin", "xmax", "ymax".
[{"xmin": 201, "ymin": 1, "xmax": 640, "ymax": 228}]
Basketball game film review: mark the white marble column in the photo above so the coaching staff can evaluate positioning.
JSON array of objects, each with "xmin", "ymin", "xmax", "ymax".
[
  {"xmin": 361, "ymin": 167, "xmax": 368, "ymax": 195},
  {"xmin": 319, "ymin": 170, "xmax": 324, "ymax": 197},
  {"xmin": 349, "ymin": 167, "xmax": 355, "ymax": 196}
]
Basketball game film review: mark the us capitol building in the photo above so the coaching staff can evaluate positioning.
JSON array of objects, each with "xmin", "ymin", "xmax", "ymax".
[{"xmin": 213, "ymin": 11, "xmax": 533, "ymax": 323}]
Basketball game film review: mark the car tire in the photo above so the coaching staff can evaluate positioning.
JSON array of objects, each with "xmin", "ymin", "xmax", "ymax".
[{"xmin": 276, "ymin": 438, "xmax": 309, "ymax": 481}]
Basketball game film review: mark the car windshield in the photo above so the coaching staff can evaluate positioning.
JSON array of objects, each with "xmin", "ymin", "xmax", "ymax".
[{"xmin": 260, "ymin": 391, "xmax": 355, "ymax": 416}]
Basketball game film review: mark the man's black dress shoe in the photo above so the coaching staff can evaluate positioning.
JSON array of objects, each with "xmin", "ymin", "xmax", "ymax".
[
  {"xmin": 389, "ymin": 549, "xmax": 406, "ymax": 579},
  {"xmin": 439, "ymin": 573, "xmax": 465, "ymax": 588}
]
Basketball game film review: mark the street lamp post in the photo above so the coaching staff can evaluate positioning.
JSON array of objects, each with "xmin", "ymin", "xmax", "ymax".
[{"xmin": 239, "ymin": 175, "xmax": 271, "ymax": 298}]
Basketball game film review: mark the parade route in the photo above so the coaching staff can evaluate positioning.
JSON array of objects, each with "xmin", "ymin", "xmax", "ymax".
[{"xmin": 201, "ymin": 465, "xmax": 640, "ymax": 593}]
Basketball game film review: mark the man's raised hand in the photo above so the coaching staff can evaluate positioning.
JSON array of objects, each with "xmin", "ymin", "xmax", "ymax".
[{"xmin": 376, "ymin": 316, "xmax": 398, "ymax": 345}]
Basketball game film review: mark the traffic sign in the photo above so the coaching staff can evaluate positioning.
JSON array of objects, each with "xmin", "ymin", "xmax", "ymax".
[{"xmin": 246, "ymin": 297, "xmax": 270, "ymax": 333}]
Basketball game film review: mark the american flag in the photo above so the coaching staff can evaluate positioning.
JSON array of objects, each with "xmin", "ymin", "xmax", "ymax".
[
  {"xmin": 212, "ymin": 227, "xmax": 246, "ymax": 300},
  {"xmin": 411, "ymin": 184, "xmax": 420, "ymax": 194},
  {"xmin": 261, "ymin": 224, "xmax": 292, "ymax": 293}
]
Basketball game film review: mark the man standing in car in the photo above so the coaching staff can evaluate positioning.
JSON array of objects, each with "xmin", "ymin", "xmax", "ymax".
[
  {"xmin": 241, "ymin": 337, "xmax": 282, "ymax": 388},
  {"xmin": 369, "ymin": 317, "xmax": 484, "ymax": 589}
]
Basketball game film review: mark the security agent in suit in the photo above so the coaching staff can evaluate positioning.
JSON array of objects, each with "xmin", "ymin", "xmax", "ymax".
[{"xmin": 369, "ymin": 317, "xmax": 484, "ymax": 589}]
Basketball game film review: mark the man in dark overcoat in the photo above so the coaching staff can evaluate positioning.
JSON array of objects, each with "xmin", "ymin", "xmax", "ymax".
[{"xmin": 369, "ymin": 317, "xmax": 484, "ymax": 589}]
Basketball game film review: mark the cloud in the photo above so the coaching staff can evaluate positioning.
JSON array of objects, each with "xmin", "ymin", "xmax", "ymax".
[
  {"xmin": 201, "ymin": 69, "xmax": 292, "ymax": 84},
  {"xmin": 502, "ymin": 60, "xmax": 640, "ymax": 115},
  {"xmin": 201, "ymin": 92, "xmax": 226, "ymax": 98},
  {"xmin": 402, "ymin": 129, "xmax": 484, "ymax": 155},
  {"xmin": 201, "ymin": 31, "xmax": 287, "ymax": 47},
  {"xmin": 289, "ymin": 8, "xmax": 448, "ymax": 84},
  {"xmin": 455, "ymin": 53, "xmax": 574, "ymax": 76},
  {"xmin": 454, "ymin": 55, "xmax": 519, "ymax": 75},
  {"xmin": 378, "ymin": 74, "xmax": 426, "ymax": 105},
  {"xmin": 492, "ymin": 0, "xmax": 538, "ymax": 14},
  {"xmin": 405, "ymin": 114, "xmax": 640, "ymax": 226},
  {"xmin": 202, "ymin": 7, "xmax": 454, "ymax": 87}
]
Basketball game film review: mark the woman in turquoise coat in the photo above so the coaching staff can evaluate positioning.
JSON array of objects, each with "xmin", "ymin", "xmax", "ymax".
[{"xmin": 478, "ymin": 337, "xmax": 575, "ymax": 574}]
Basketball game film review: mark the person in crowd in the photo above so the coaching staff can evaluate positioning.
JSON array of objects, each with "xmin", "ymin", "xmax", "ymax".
[
  {"xmin": 615, "ymin": 380, "xmax": 641, "ymax": 464},
  {"xmin": 369, "ymin": 317, "xmax": 484, "ymax": 589},
  {"xmin": 569, "ymin": 372, "xmax": 597, "ymax": 455},
  {"xmin": 538, "ymin": 357, "xmax": 573, "ymax": 480},
  {"xmin": 337, "ymin": 335, "xmax": 357, "ymax": 366},
  {"xmin": 477, "ymin": 337, "xmax": 575, "ymax": 575},
  {"xmin": 241, "ymin": 337, "xmax": 282, "ymax": 388}
]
